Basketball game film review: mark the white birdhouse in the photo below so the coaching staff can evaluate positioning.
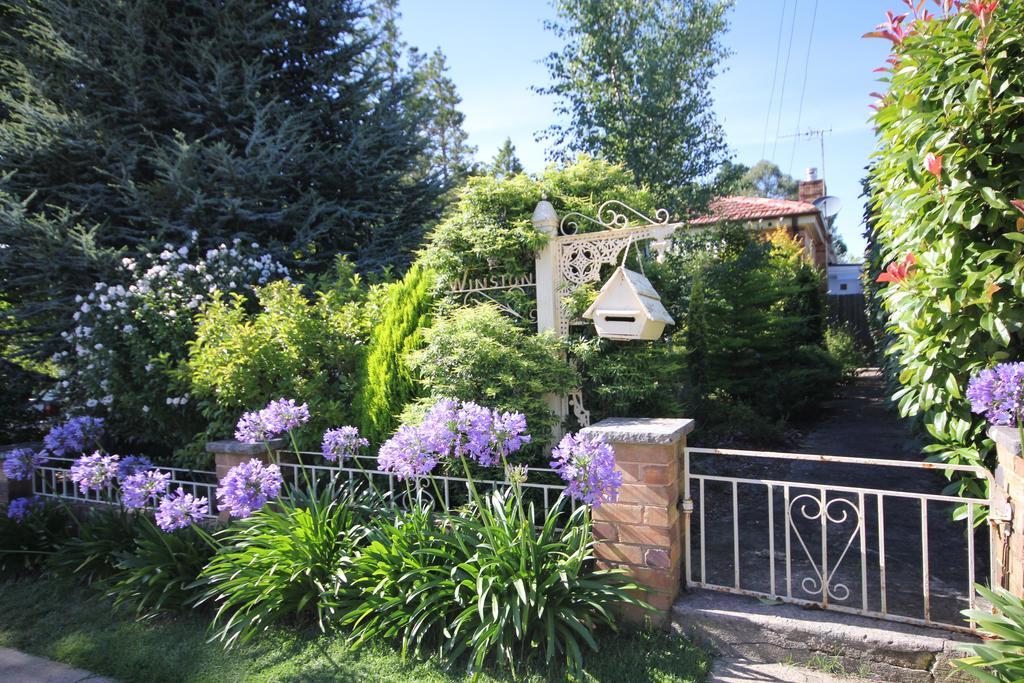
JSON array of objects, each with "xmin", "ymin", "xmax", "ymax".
[{"xmin": 583, "ymin": 266, "xmax": 675, "ymax": 341}]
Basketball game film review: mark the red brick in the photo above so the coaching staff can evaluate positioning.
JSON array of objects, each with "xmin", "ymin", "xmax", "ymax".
[
  {"xmin": 594, "ymin": 503, "xmax": 643, "ymax": 525},
  {"xmin": 645, "ymin": 548, "xmax": 673, "ymax": 570},
  {"xmin": 592, "ymin": 522, "xmax": 618, "ymax": 542},
  {"xmin": 613, "ymin": 444, "xmax": 676, "ymax": 466},
  {"xmin": 595, "ymin": 542, "xmax": 644, "ymax": 565},
  {"xmin": 616, "ymin": 462, "xmax": 642, "ymax": 484},
  {"xmin": 629, "ymin": 566, "xmax": 681, "ymax": 593},
  {"xmin": 643, "ymin": 505, "xmax": 679, "ymax": 527},
  {"xmin": 616, "ymin": 483, "xmax": 677, "ymax": 506},
  {"xmin": 642, "ymin": 465, "xmax": 669, "ymax": 485},
  {"xmin": 617, "ymin": 524, "xmax": 673, "ymax": 546}
]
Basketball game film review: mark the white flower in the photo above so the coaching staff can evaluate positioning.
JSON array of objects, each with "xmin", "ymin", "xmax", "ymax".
[
  {"xmin": 86, "ymin": 399, "xmax": 98, "ymax": 408},
  {"xmin": 177, "ymin": 246, "xmax": 188, "ymax": 257},
  {"xmin": 101, "ymin": 395, "xmax": 113, "ymax": 405},
  {"xmin": 142, "ymin": 405, "xmax": 149, "ymax": 413}
]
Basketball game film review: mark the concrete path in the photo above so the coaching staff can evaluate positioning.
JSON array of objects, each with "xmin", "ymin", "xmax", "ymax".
[
  {"xmin": 0, "ymin": 648, "xmax": 114, "ymax": 683},
  {"xmin": 710, "ymin": 658, "xmax": 866, "ymax": 682}
]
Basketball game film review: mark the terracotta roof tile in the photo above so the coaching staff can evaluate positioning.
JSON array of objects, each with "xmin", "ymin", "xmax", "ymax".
[{"xmin": 690, "ymin": 196, "xmax": 820, "ymax": 225}]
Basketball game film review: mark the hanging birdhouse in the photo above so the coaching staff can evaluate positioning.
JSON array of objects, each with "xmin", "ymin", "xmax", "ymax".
[{"xmin": 583, "ymin": 266, "xmax": 675, "ymax": 341}]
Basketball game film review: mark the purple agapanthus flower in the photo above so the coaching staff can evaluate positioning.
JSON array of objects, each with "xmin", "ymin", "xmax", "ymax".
[
  {"xmin": 6, "ymin": 496, "xmax": 42, "ymax": 522},
  {"xmin": 216, "ymin": 459, "xmax": 283, "ymax": 518},
  {"xmin": 322, "ymin": 426, "xmax": 369, "ymax": 462},
  {"xmin": 550, "ymin": 432, "xmax": 622, "ymax": 507},
  {"xmin": 69, "ymin": 452, "xmax": 120, "ymax": 493},
  {"xmin": 234, "ymin": 398, "xmax": 310, "ymax": 443},
  {"xmin": 117, "ymin": 455, "xmax": 154, "ymax": 480},
  {"xmin": 415, "ymin": 399, "xmax": 531, "ymax": 467},
  {"xmin": 2, "ymin": 448, "xmax": 49, "ymax": 481},
  {"xmin": 967, "ymin": 362, "xmax": 1024, "ymax": 426},
  {"xmin": 453, "ymin": 401, "xmax": 496, "ymax": 464},
  {"xmin": 377, "ymin": 425, "xmax": 440, "ymax": 480},
  {"xmin": 235, "ymin": 409, "xmax": 274, "ymax": 443},
  {"xmin": 490, "ymin": 410, "xmax": 532, "ymax": 461},
  {"xmin": 155, "ymin": 487, "xmax": 208, "ymax": 531},
  {"xmin": 121, "ymin": 469, "xmax": 171, "ymax": 509},
  {"xmin": 262, "ymin": 398, "xmax": 310, "ymax": 433},
  {"xmin": 42, "ymin": 416, "xmax": 105, "ymax": 456}
]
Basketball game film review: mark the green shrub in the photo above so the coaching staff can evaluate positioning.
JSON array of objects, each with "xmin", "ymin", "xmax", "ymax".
[
  {"xmin": 575, "ymin": 337, "xmax": 687, "ymax": 420},
  {"xmin": 355, "ymin": 265, "xmax": 437, "ymax": 444},
  {"xmin": 866, "ymin": 2, "xmax": 1024, "ymax": 485},
  {"xmin": 824, "ymin": 325, "xmax": 867, "ymax": 381},
  {"xmin": 108, "ymin": 515, "xmax": 219, "ymax": 619},
  {"xmin": 653, "ymin": 224, "xmax": 834, "ymax": 422},
  {"xmin": 186, "ymin": 279, "xmax": 367, "ymax": 460},
  {"xmin": 690, "ymin": 390, "xmax": 787, "ymax": 448},
  {"xmin": 421, "ymin": 156, "xmax": 660, "ymax": 319},
  {"xmin": 49, "ymin": 505, "xmax": 147, "ymax": 585},
  {"xmin": 0, "ymin": 498, "xmax": 71, "ymax": 576},
  {"xmin": 956, "ymin": 585, "xmax": 1024, "ymax": 682},
  {"xmin": 195, "ymin": 485, "xmax": 369, "ymax": 647},
  {"xmin": 407, "ymin": 304, "xmax": 579, "ymax": 452},
  {"xmin": 342, "ymin": 504, "xmax": 467, "ymax": 658},
  {"xmin": 444, "ymin": 491, "xmax": 643, "ymax": 678}
]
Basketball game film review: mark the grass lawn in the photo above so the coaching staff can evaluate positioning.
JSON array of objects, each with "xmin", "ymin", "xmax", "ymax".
[{"xmin": 0, "ymin": 575, "xmax": 709, "ymax": 682}]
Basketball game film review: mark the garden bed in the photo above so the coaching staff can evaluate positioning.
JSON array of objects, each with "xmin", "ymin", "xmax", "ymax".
[{"xmin": 0, "ymin": 575, "xmax": 709, "ymax": 683}]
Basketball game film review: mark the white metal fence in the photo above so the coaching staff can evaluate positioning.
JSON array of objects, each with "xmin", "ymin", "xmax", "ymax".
[
  {"xmin": 32, "ymin": 456, "xmax": 220, "ymax": 518},
  {"xmin": 277, "ymin": 452, "xmax": 569, "ymax": 517},
  {"xmin": 682, "ymin": 447, "xmax": 1003, "ymax": 633}
]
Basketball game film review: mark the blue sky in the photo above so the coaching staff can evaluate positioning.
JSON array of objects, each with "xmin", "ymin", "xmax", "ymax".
[{"xmin": 398, "ymin": 1, "xmax": 898, "ymax": 258}]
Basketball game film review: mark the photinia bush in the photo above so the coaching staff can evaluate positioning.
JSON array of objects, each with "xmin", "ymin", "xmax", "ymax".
[{"xmin": 866, "ymin": 0, "xmax": 1024, "ymax": 490}]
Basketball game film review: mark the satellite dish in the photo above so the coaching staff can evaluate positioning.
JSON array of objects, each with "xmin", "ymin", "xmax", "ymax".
[{"xmin": 813, "ymin": 195, "xmax": 842, "ymax": 219}]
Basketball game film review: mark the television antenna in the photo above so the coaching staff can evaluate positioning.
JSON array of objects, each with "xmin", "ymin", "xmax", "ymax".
[{"xmin": 779, "ymin": 128, "xmax": 832, "ymax": 181}]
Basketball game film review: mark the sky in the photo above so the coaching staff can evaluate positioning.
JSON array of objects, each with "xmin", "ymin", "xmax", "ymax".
[{"xmin": 397, "ymin": 1, "xmax": 900, "ymax": 259}]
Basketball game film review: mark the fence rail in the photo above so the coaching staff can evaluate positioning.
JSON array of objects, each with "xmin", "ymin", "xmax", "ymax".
[
  {"xmin": 277, "ymin": 452, "xmax": 569, "ymax": 517},
  {"xmin": 32, "ymin": 457, "xmax": 220, "ymax": 518},
  {"xmin": 683, "ymin": 446, "xmax": 997, "ymax": 633}
]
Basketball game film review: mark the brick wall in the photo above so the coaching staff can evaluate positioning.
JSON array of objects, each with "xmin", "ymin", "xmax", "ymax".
[
  {"xmin": 991, "ymin": 427, "xmax": 1024, "ymax": 596},
  {"xmin": 581, "ymin": 417, "xmax": 694, "ymax": 629}
]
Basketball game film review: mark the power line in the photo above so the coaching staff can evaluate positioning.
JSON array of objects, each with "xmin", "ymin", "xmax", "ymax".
[
  {"xmin": 788, "ymin": 0, "xmax": 820, "ymax": 175},
  {"xmin": 770, "ymin": 0, "xmax": 801, "ymax": 161},
  {"xmin": 760, "ymin": 0, "xmax": 788, "ymax": 161}
]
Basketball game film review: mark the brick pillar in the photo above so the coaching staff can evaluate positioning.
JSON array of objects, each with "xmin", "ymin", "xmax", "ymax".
[
  {"xmin": 580, "ymin": 417, "xmax": 695, "ymax": 629},
  {"xmin": 990, "ymin": 427, "xmax": 1024, "ymax": 596},
  {"xmin": 0, "ymin": 442, "xmax": 42, "ymax": 506},
  {"xmin": 206, "ymin": 439, "xmax": 285, "ymax": 521}
]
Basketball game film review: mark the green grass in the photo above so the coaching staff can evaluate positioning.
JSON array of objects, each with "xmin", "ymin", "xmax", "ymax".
[{"xmin": 0, "ymin": 575, "xmax": 709, "ymax": 682}]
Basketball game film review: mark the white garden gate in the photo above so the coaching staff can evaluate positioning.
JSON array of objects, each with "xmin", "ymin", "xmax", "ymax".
[{"xmin": 680, "ymin": 446, "xmax": 1010, "ymax": 633}]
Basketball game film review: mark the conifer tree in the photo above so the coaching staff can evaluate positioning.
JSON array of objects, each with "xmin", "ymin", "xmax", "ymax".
[
  {"xmin": 490, "ymin": 138, "xmax": 525, "ymax": 179},
  {"xmin": 0, "ymin": 0, "xmax": 453, "ymax": 354}
]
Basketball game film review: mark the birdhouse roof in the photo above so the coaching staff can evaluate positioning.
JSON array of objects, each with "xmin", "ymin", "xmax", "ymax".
[{"xmin": 583, "ymin": 267, "xmax": 675, "ymax": 325}]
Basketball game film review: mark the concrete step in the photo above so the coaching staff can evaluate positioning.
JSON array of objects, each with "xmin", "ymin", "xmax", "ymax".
[
  {"xmin": 673, "ymin": 590, "xmax": 979, "ymax": 683},
  {"xmin": 710, "ymin": 658, "xmax": 869, "ymax": 682}
]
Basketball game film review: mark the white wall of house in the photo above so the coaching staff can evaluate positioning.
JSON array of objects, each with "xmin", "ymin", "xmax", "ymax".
[{"xmin": 827, "ymin": 263, "xmax": 864, "ymax": 295}]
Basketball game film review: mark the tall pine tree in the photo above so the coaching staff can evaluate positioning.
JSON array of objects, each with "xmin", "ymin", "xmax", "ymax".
[
  {"xmin": 0, "ymin": 0, "xmax": 454, "ymax": 355},
  {"xmin": 490, "ymin": 137, "xmax": 524, "ymax": 179}
]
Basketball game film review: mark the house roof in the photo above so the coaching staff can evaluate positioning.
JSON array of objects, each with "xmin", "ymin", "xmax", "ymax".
[{"xmin": 690, "ymin": 196, "xmax": 820, "ymax": 225}]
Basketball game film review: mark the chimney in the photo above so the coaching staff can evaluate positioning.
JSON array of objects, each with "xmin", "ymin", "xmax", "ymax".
[{"xmin": 799, "ymin": 167, "xmax": 825, "ymax": 204}]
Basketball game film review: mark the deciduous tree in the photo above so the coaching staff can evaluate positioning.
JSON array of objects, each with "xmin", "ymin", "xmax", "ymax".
[{"xmin": 537, "ymin": 0, "xmax": 732, "ymax": 213}]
